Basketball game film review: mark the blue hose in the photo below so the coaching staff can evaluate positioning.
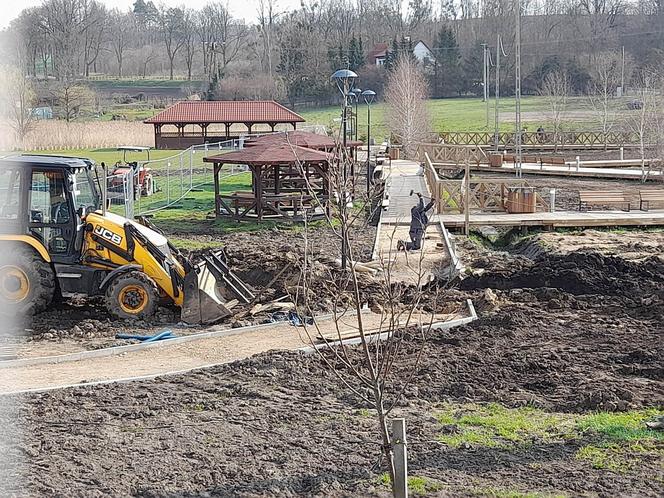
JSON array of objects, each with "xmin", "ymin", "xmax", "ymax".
[{"xmin": 115, "ymin": 330, "xmax": 176, "ymax": 342}]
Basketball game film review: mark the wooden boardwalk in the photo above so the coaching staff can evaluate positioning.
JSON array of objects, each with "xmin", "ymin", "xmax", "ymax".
[
  {"xmin": 376, "ymin": 159, "xmax": 452, "ymax": 286},
  {"xmin": 436, "ymin": 209, "xmax": 664, "ymax": 229},
  {"xmin": 471, "ymin": 163, "xmax": 662, "ymax": 181}
]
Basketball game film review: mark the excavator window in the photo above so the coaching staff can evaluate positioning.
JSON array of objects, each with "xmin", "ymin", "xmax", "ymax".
[
  {"xmin": 0, "ymin": 168, "xmax": 20, "ymax": 220},
  {"xmin": 29, "ymin": 170, "xmax": 73, "ymax": 254}
]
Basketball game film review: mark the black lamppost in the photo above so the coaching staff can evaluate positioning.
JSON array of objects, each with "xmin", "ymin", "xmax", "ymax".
[
  {"xmin": 362, "ymin": 89, "xmax": 376, "ymax": 191},
  {"xmin": 331, "ymin": 69, "xmax": 358, "ymax": 270},
  {"xmin": 351, "ymin": 87, "xmax": 362, "ymax": 141}
]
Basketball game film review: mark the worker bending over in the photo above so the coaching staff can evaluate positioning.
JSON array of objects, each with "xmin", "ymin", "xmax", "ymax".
[{"xmin": 398, "ymin": 192, "xmax": 435, "ymax": 251}]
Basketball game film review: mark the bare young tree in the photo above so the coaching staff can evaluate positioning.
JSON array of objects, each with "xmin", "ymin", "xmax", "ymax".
[
  {"xmin": 282, "ymin": 135, "xmax": 448, "ymax": 497},
  {"xmin": 539, "ymin": 70, "xmax": 571, "ymax": 151},
  {"xmin": 385, "ymin": 54, "xmax": 432, "ymax": 158},
  {"xmin": 628, "ymin": 70, "xmax": 662, "ymax": 180},
  {"xmin": 587, "ymin": 52, "xmax": 621, "ymax": 149},
  {"xmin": 0, "ymin": 66, "xmax": 38, "ymax": 148}
]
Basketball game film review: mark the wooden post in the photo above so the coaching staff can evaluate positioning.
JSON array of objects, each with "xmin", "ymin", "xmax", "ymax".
[
  {"xmin": 393, "ymin": 418, "xmax": 408, "ymax": 498},
  {"xmin": 213, "ymin": 163, "xmax": 221, "ymax": 217},
  {"xmin": 255, "ymin": 166, "xmax": 263, "ymax": 221},
  {"xmin": 464, "ymin": 160, "xmax": 470, "ymax": 235}
]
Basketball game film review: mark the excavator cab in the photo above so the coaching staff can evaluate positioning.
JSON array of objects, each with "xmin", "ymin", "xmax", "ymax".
[{"xmin": 0, "ymin": 155, "xmax": 251, "ymax": 324}]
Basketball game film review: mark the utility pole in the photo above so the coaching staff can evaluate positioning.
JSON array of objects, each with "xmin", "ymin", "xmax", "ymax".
[
  {"xmin": 621, "ymin": 45, "xmax": 625, "ymax": 96},
  {"xmin": 481, "ymin": 43, "xmax": 487, "ymax": 104},
  {"xmin": 514, "ymin": 0, "xmax": 522, "ymax": 178},
  {"xmin": 494, "ymin": 34, "xmax": 501, "ymax": 152}
]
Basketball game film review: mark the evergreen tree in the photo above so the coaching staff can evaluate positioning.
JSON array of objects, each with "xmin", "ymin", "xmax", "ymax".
[
  {"xmin": 385, "ymin": 37, "xmax": 399, "ymax": 71},
  {"xmin": 432, "ymin": 26, "xmax": 462, "ymax": 97}
]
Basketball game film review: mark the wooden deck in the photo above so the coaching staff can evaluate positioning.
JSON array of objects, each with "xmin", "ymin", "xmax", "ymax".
[
  {"xmin": 471, "ymin": 163, "xmax": 662, "ymax": 180},
  {"xmin": 435, "ymin": 209, "xmax": 664, "ymax": 229}
]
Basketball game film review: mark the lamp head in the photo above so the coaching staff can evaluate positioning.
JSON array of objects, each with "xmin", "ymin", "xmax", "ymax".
[
  {"xmin": 331, "ymin": 69, "xmax": 358, "ymax": 95},
  {"xmin": 362, "ymin": 89, "xmax": 376, "ymax": 104}
]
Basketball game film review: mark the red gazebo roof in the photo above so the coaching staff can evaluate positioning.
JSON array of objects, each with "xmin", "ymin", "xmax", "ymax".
[
  {"xmin": 204, "ymin": 143, "xmax": 332, "ymax": 166},
  {"xmin": 144, "ymin": 101, "xmax": 305, "ymax": 125}
]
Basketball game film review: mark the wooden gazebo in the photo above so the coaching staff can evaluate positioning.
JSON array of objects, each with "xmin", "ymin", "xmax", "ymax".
[
  {"xmin": 204, "ymin": 140, "xmax": 333, "ymax": 222},
  {"xmin": 144, "ymin": 101, "xmax": 305, "ymax": 149}
]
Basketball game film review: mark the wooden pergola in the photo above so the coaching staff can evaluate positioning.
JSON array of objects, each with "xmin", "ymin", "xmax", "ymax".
[
  {"xmin": 204, "ymin": 141, "xmax": 333, "ymax": 222},
  {"xmin": 144, "ymin": 100, "xmax": 305, "ymax": 149}
]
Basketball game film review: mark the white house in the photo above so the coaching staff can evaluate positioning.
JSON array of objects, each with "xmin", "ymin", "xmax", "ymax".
[{"xmin": 413, "ymin": 41, "xmax": 434, "ymax": 64}]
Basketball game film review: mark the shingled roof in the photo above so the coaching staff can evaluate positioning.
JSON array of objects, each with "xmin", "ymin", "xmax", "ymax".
[
  {"xmin": 144, "ymin": 101, "xmax": 305, "ymax": 125},
  {"xmin": 203, "ymin": 143, "xmax": 332, "ymax": 166}
]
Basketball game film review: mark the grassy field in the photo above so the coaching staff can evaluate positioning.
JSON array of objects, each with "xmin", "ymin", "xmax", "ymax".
[
  {"xmin": 26, "ymin": 148, "xmax": 177, "ymax": 165},
  {"xmin": 299, "ymin": 96, "xmax": 606, "ymax": 141}
]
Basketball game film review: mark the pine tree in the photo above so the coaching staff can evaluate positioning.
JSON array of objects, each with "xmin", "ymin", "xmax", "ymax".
[{"xmin": 433, "ymin": 26, "xmax": 462, "ymax": 97}]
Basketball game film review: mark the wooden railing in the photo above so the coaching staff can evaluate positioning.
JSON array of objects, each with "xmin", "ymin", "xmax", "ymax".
[
  {"xmin": 437, "ymin": 131, "xmax": 642, "ymax": 147},
  {"xmin": 423, "ymin": 152, "xmax": 548, "ymax": 214},
  {"xmin": 417, "ymin": 143, "xmax": 487, "ymax": 165}
]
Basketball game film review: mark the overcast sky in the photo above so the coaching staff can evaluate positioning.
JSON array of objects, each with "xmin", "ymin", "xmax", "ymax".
[{"xmin": 2, "ymin": 0, "xmax": 304, "ymax": 29}]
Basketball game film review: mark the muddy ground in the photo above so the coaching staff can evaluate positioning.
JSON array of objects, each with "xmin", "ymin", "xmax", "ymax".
[
  {"xmin": 1, "ymin": 230, "xmax": 662, "ymax": 497},
  {"xmin": 1, "ymin": 224, "xmax": 377, "ymax": 355}
]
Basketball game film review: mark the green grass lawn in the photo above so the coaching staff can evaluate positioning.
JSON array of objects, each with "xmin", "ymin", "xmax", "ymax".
[
  {"xmin": 24, "ymin": 148, "xmax": 179, "ymax": 166},
  {"xmin": 299, "ymin": 96, "xmax": 600, "ymax": 141}
]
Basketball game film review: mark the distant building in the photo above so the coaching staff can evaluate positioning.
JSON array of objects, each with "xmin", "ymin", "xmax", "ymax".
[
  {"xmin": 31, "ymin": 106, "xmax": 53, "ymax": 120},
  {"xmin": 413, "ymin": 41, "xmax": 434, "ymax": 64},
  {"xmin": 367, "ymin": 43, "xmax": 389, "ymax": 66}
]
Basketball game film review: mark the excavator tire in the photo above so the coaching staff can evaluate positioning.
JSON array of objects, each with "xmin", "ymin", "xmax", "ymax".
[
  {"xmin": 0, "ymin": 246, "xmax": 55, "ymax": 316},
  {"xmin": 106, "ymin": 271, "xmax": 159, "ymax": 321}
]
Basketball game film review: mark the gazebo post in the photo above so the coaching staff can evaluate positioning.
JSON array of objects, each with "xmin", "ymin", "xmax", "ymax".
[
  {"xmin": 274, "ymin": 164, "xmax": 280, "ymax": 195},
  {"xmin": 225, "ymin": 123, "xmax": 230, "ymax": 139},
  {"xmin": 254, "ymin": 166, "xmax": 263, "ymax": 221},
  {"xmin": 213, "ymin": 163, "xmax": 221, "ymax": 217},
  {"xmin": 325, "ymin": 161, "xmax": 332, "ymax": 217}
]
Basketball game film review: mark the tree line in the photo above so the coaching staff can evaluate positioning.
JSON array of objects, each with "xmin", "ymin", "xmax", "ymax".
[{"xmin": 0, "ymin": 0, "xmax": 663, "ymax": 105}]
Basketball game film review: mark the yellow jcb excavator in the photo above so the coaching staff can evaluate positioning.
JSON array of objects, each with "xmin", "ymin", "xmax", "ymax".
[{"xmin": 0, "ymin": 155, "xmax": 253, "ymax": 324}]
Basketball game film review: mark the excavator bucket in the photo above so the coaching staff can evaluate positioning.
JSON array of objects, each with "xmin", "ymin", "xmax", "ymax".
[{"xmin": 181, "ymin": 252, "xmax": 255, "ymax": 325}]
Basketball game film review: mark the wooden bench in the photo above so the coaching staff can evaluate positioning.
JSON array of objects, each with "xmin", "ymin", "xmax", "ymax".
[
  {"xmin": 540, "ymin": 156, "xmax": 566, "ymax": 166},
  {"xmin": 639, "ymin": 190, "xmax": 664, "ymax": 211},
  {"xmin": 579, "ymin": 191, "xmax": 631, "ymax": 212}
]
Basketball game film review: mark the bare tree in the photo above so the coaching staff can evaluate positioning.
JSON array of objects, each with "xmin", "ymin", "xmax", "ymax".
[
  {"xmin": 539, "ymin": 70, "xmax": 571, "ymax": 151},
  {"xmin": 0, "ymin": 66, "xmax": 38, "ymax": 148},
  {"xmin": 51, "ymin": 82, "xmax": 94, "ymax": 122},
  {"xmin": 587, "ymin": 52, "xmax": 621, "ymax": 149},
  {"xmin": 110, "ymin": 11, "xmax": 132, "ymax": 79},
  {"xmin": 158, "ymin": 6, "xmax": 186, "ymax": 80},
  {"xmin": 628, "ymin": 70, "xmax": 662, "ymax": 180},
  {"xmin": 181, "ymin": 9, "xmax": 197, "ymax": 81},
  {"xmin": 257, "ymin": 0, "xmax": 278, "ymax": 77},
  {"xmin": 385, "ymin": 54, "xmax": 432, "ymax": 158},
  {"xmin": 285, "ymin": 137, "xmax": 445, "ymax": 496}
]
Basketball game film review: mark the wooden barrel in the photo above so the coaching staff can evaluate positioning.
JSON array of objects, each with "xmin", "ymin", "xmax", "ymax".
[{"xmin": 506, "ymin": 187, "xmax": 536, "ymax": 213}]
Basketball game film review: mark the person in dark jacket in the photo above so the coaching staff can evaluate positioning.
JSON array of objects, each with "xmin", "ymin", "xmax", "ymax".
[{"xmin": 398, "ymin": 192, "xmax": 435, "ymax": 251}]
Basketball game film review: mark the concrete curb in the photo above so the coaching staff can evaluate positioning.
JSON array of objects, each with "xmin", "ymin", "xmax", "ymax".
[
  {"xmin": 298, "ymin": 299, "xmax": 477, "ymax": 354},
  {"xmin": 1, "ymin": 312, "xmax": 340, "ymax": 370}
]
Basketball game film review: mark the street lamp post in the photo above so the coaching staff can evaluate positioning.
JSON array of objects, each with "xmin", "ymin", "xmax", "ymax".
[
  {"xmin": 351, "ymin": 87, "xmax": 362, "ymax": 141},
  {"xmin": 362, "ymin": 89, "xmax": 376, "ymax": 192},
  {"xmin": 331, "ymin": 69, "xmax": 358, "ymax": 270}
]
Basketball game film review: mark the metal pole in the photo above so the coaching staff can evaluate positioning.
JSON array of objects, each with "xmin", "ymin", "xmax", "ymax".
[
  {"xmin": 514, "ymin": 0, "xmax": 522, "ymax": 178},
  {"xmin": 341, "ymin": 88, "xmax": 348, "ymax": 270},
  {"xmin": 355, "ymin": 98, "xmax": 359, "ymax": 142},
  {"xmin": 621, "ymin": 45, "xmax": 625, "ymax": 95},
  {"xmin": 464, "ymin": 160, "xmax": 470, "ymax": 235},
  {"xmin": 366, "ymin": 103, "xmax": 371, "ymax": 192},
  {"xmin": 393, "ymin": 419, "xmax": 408, "ymax": 498},
  {"xmin": 482, "ymin": 43, "xmax": 487, "ymax": 104},
  {"xmin": 494, "ymin": 35, "xmax": 501, "ymax": 152}
]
